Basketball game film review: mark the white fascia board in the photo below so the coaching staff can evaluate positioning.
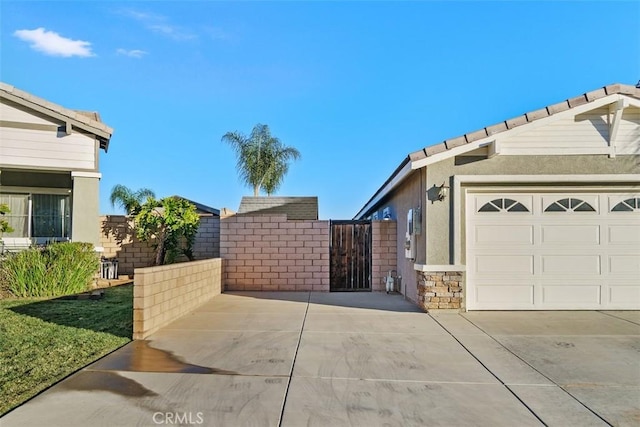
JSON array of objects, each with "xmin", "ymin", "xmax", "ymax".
[
  {"xmin": 414, "ymin": 264, "xmax": 466, "ymax": 272},
  {"xmin": 71, "ymin": 171, "xmax": 102, "ymax": 179},
  {"xmin": 411, "ymin": 139, "xmax": 496, "ymax": 170},
  {"xmin": 625, "ymin": 97, "xmax": 640, "ymax": 109},
  {"xmin": 411, "ymin": 94, "xmax": 629, "ymax": 170},
  {"xmin": 354, "ymin": 161, "xmax": 413, "ymax": 219},
  {"xmin": 454, "ymin": 174, "xmax": 640, "ymax": 185}
]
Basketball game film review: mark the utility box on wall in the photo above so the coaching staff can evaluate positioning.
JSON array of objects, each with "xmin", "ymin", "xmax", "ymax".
[{"xmin": 405, "ymin": 209, "xmax": 416, "ymax": 260}]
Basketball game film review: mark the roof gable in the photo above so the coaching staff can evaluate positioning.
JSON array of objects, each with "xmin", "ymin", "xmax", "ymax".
[
  {"xmin": 0, "ymin": 82, "xmax": 113, "ymax": 151},
  {"xmin": 409, "ymin": 83, "xmax": 640, "ymax": 163}
]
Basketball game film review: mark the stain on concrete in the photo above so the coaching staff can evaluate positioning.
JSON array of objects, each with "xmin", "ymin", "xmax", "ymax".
[
  {"xmin": 554, "ymin": 342, "xmax": 576, "ymax": 348},
  {"xmin": 60, "ymin": 371, "xmax": 157, "ymax": 397},
  {"xmin": 97, "ymin": 341, "xmax": 238, "ymax": 375}
]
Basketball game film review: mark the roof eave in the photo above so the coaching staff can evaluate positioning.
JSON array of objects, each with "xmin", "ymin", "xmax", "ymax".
[
  {"xmin": 353, "ymin": 157, "xmax": 412, "ymax": 219},
  {"xmin": 0, "ymin": 82, "xmax": 114, "ymax": 151}
]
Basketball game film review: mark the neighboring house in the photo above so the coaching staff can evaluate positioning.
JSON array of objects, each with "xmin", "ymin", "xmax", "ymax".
[
  {"xmin": 355, "ymin": 83, "xmax": 640, "ymax": 311},
  {"xmin": 0, "ymin": 82, "xmax": 113, "ymax": 249},
  {"xmin": 237, "ymin": 196, "xmax": 319, "ymax": 220}
]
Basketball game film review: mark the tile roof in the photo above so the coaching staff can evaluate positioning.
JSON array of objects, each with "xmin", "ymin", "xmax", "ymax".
[
  {"xmin": 408, "ymin": 83, "xmax": 640, "ymax": 160},
  {"xmin": 354, "ymin": 82, "xmax": 640, "ymax": 219},
  {"xmin": 237, "ymin": 196, "xmax": 319, "ymax": 220}
]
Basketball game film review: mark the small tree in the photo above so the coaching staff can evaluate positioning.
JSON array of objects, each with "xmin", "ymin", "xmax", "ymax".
[{"xmin": 135, "ymin": 196, "xmax": 200, "ymax": 266}]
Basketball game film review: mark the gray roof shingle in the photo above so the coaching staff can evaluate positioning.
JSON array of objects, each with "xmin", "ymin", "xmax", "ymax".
[{"xmin": 237, "ymin": 197, "xmax": 319, "ymax": 220}]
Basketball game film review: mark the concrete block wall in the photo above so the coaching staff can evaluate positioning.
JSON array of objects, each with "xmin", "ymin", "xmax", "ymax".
[
  {"xmin": 133, "ymin": 258, "xmax": 222, "ymax": 339},
  {"xmin": 99, "ymin": 215, "xmax": 155, "ymax": 276},
  {"xmin": 221, "ymin": 214, "xmax": 330, "ymax": 291},
  {"xmin": 192, "ymin": 216, "xmax": 220, "ymax": 259},
  {"xmin": 99, "ymin": 215, "xmax": 220, "ymax": 275},
  {"xmin": 371, "ymin": 220, "xmax": 398, "ymax": 292}
]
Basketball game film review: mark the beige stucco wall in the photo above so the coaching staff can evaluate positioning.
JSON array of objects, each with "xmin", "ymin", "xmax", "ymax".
[
  {"xmin": 368, "ymin": 170, "xmax": 426, "ymax": 303},
  {"xmin": 426, "ymin": 154, "xmax": 640, "ymax": 265},
  {"xmin": 71, "ymin": 176, "xmax": 100, "ymax": 245},
  {"xmin": 133, "ymin": 258, "xmax": 222, "ymax": 339}
]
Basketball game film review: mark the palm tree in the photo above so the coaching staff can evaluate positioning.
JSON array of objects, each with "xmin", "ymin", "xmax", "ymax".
[
  {"xmin": 262, "ymin": 144, "xmax": 301, "ymax": 195},
  {"xmin": 109, "ymin": 184, "xmax": 156, "ymax": 215},
  {"xmin": 222, "ymin": 124, "xmax": 301, "ymax": 196}
]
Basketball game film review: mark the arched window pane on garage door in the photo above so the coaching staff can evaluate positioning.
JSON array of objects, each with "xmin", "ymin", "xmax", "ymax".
[
  {"xmin": 478, "ymin": 198, "xmax": 529, "ymax": 212},
  {"xmin": 544, "ymin": 198, "xmax": 595, "ymax": 212},
  {"xmin": 612, "ymin": 198, "xmax": 640, "ymax": 212}
]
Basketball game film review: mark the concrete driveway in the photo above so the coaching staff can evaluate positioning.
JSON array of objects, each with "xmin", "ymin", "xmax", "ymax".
[{"xmin": 2, "ymin": 292, "xmax": 639, "ymax": 426}]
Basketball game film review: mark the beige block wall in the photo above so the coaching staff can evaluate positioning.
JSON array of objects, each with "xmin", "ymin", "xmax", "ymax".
[
  {"xmin": 99, "ymin": 215, "xmax": 156, "ymax": 275},
  {"xmin": 221, "ymin": 214, "xmax": 330, "ymax": 291},
  {"xmin": 99, "ymin": 215, "xmax": 220, "ymax": 276},
  {"xmin": 133, "ymin": 258, "xmax": 222, "ymax": 339},
  {"xmin": 192, "ymin": 216, "xmax": 220, "ymax": 259},
  {"xmin": 371, "ymin": 220, "xmax": 398, "ymax": 292}
]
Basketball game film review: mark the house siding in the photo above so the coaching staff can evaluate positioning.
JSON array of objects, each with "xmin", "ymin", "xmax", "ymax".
[
  {"xmin": 0, "ymin": 126, "xmax": 97, "ymax": 171},
  {"xmin": 0, "ymin": 100, "xmax": 58, "ymax": 125},
  {"xmin": 617, "ymin": 106, "xmax": 640, "ymax": 155},
  {"xmin": 499, "ymin": 107, "xmax": 610, "ymax": 154}
]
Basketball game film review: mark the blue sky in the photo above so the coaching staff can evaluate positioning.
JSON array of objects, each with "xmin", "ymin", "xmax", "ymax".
[{"xmin": 2, "ymin": 1, "xmax": 639, "ymax": 219}]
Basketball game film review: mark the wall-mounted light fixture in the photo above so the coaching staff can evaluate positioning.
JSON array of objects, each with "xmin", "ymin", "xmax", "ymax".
[{"xmin": 437, "ymin": 182, "xmax": 450, "ymax": 201}]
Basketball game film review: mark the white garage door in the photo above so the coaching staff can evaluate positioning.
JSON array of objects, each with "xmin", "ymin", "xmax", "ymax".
[{"xmin": 466, "ymin": 192, "xmax": 640, "ymax": 310}]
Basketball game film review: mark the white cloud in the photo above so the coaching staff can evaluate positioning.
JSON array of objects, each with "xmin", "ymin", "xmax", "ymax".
[
  {"xmin": 120, "ymin": 9, "xmax": 196, "ymax": 41},
  {"xmin": 205, "ymin": 27, "xmax": 231, "ymax": 41},
  {"xmin": 14, "ymin": 28, "xmax": 95, "ymax": 57},
  {"xmin": 116, "ymin": 48, "xmax": 148, "ymax": 58}
]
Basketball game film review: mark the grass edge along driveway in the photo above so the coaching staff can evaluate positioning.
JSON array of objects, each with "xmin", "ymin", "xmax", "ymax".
[{"xmin": 0, "ymin": 284, "xmax": 133, "ymax": 415}]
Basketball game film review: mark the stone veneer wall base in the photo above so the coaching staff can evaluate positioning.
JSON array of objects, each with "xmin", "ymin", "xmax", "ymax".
[{"xmin": 417, "ymin": 271, "xmax": 464, "ymax": 311}]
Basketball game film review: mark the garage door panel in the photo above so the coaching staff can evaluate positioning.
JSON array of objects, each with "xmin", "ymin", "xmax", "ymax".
[
  {"xmin": 609, "ymin": 255, "xmax": 640, "ymax": 274},
  {"xmin": 475, "ymin": 255, "xmax": 533, "ymax": 274},
  {"xmin": 540, "ymin": 225, "xmax": 600, "ymax": 245},
  {"xmin": 475, "ymin": 225, "xmax": 533, "ymax": 245},
  {"xmin": 608, "ymin": 225, "xmax": 640, "ymax": 245},
  {"xmin": 541, "ymin": 255, "xmax": 601, "ymax": 275},
  {"xmin": 542, "ymin": 285, "xmax": 601, "ymax": 306},
  {"xmin": 476, "ymin": 285, "xmax": 534, "ymax": 306},
  {"xmin": 608, "ymin": 286, "xmax": 640, "ymax": 306}
]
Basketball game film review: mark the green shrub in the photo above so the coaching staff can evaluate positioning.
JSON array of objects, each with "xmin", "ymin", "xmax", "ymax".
[{"xmin": 0, "ymin": 242, "xmax": 99, "ymax": 298}]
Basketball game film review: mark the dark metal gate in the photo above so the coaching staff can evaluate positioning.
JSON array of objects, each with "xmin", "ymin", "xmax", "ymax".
[{"xmin": 329, "ymin": 220, "xmax": 372, "ymax": 291}]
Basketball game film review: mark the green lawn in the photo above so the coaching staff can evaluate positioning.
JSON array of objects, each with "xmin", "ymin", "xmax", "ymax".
[{"xmin": 0, "ymin": 284, "xmax": 133, "ymax": 415}]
